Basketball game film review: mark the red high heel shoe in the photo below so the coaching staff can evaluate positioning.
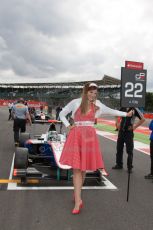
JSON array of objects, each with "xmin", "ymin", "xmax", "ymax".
[
  {"xmin": 79, "ymin": 200, "xmax": 83, "ymax": 209},
  {"xmin": 72, "ymin": 209, "xmax": 80, "ymax": 214},
  {"xmin": 72, "ymin": 201, "xmax": 83, "ymax": 214}
]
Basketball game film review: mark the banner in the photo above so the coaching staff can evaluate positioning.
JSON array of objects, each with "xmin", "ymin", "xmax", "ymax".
[{"xmin": 0, "ymin": 99, "xmax": 48, "ymax": 108}]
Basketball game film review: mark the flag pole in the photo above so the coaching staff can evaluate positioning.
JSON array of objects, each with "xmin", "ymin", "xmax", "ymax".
[{"xmin": 126, "ymin": 169, "xmax": 131, "ymax": 202}]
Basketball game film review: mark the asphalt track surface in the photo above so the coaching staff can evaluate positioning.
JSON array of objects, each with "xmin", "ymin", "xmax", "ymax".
[{"xmin": 0, "ymin": 107, "xmax": 153, "ymax": 230}]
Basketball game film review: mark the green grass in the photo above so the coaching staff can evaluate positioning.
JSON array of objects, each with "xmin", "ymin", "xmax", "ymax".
[{"xmin": 95, "ymin": 123, "xmax": 150, "ymax": 145}]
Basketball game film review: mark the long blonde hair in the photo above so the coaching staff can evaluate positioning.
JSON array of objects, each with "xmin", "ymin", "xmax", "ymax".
[{"xmin": 80, "ymin": 83, "xmax": 99, "ymax": 114}]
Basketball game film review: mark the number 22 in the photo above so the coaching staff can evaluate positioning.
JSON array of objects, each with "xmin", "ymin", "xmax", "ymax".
[{"xmin": 125, "ymin": 82, "xmax": 143, "ymax": 98}]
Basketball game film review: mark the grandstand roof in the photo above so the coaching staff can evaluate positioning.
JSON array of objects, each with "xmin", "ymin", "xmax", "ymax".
[{"xmin": 0, "ymin": 75, "xmax": 121, "ymax": 88}]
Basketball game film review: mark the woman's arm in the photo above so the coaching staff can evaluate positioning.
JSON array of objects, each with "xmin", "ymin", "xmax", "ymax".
[
  {"xmin": 96, "ymin": 101, "xmax": 127, "ymax": 117},
  {"xmin": 96, "ymin": 101, "xmax": 134, "ymax": 117},
  {"xmin": 59, "ymin": 99, "xmax": 76, "ymax": 127}
]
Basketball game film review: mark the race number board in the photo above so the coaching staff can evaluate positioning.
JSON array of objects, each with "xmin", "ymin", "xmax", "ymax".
[{"xmin": 121, "ymin": 67, "xmax": 147, "ymax": 107}]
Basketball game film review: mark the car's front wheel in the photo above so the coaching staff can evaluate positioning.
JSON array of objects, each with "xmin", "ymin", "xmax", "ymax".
[{"xmin": 19, "ymin": 133, "xmax": 30, "ymax": 147}]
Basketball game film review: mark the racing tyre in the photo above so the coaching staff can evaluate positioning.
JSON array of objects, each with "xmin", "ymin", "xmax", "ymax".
[
  {"xmin": 96, "ymin": 169, "xmax": 103, "ymax": 184},
  {"xmin": 19, "ymin": 133, "xmax": 30, "ymax": 147},
  {"xmin": 14, "ymin": 147, "xmax": 28, "ymax": 169}
]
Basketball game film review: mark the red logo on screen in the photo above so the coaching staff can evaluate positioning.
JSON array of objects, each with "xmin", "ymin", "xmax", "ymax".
[
  {"xmin": 125, "ymin": 61, "xmax": 144, "ymax": 70},
  {"xmin": 135, "ymin": 73, "xmax": 145, "ymax": 81}
]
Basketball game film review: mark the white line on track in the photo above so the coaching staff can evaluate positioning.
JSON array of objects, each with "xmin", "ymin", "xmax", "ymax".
[
  {"xmin": 7, "ymin": 154, "xmax": 117, "ymax": 190},
  {"xmin": 96, "ymin": 130, "xmax": 150, "ymax": 155}
]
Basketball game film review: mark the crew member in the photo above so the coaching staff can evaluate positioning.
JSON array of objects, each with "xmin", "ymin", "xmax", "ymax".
[
  {"xmin": 12, "ymin": 98, "xmax": 32, "ymax": 146},
  {"xmin": 112, "ymin": 107, "xmax": 145, "ymax": 172}
]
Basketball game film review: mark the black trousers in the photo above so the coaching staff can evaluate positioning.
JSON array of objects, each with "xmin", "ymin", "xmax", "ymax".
[
  {"xmin": 116, "ymin": 130, "xmax": 134, "ymax": 169},
  {"xmin": 150, "ymin": 140, "xmax": 153, "ymax": 174},
  {"xmin": 13, "ymin": 118, "xmax": 26, "ymax": 142},
  {"xmin": 8, "ymin": 109, "xmax": 12, "ymax": 120}
]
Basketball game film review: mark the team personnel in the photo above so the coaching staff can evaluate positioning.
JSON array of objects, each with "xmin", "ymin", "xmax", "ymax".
[
  {"xmin": 11, "ymin": 98, "xmax": 32, "ymax": 146},
  {"xmin": 112, "ymin": 107, "xmax": 145, "ymax": 173},
  {"xmin": 56, "ymin": 106, "xmax": 62, "ymax": 120},
  {"xmin": 144, "ymin": 120, "xmax": 153, "ymax": 179},
  {"xmin": 8, "ymin": 102, "xmax": 13, "ymax": 120}
]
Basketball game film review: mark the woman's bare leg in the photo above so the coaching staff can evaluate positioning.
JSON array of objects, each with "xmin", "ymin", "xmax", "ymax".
[
  {"xmin": 73, "ymin": 169, "xmax": 82, "ymax": 210},
  {"xmin": 81, "ymin": 171, "xmax": 86, "ymax": 186}
]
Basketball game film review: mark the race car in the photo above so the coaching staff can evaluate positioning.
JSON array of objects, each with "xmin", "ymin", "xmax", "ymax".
[
  {"xmin": 13, "ymin": 120, "xmax": 104, "ymax": 185},
  {"xmin": 35, "ymin": 110, "xmax": 51, "ymax": 120},
  {"xmin": 13, "ymin": 120, "xmax": 71, "ymax": 183},
  {"xmin": 31, "ymin": 109, "xmax": 51, "ymax": 123}
]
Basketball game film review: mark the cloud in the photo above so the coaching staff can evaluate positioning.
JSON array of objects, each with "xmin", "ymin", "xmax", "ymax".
[{"xmin": 0, "ymin": 0, "xmax": 153, "ymax": 91}]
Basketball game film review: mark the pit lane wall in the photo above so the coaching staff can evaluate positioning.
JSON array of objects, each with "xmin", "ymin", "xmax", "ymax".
[{"xmin": 0, "ymin": 99, "xmax": 48, "ymax": 109}]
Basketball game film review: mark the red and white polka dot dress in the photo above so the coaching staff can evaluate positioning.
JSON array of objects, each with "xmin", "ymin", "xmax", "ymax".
[{"xmin": 59, "ymin": 104, "xmax": 104, "ymax": 171}]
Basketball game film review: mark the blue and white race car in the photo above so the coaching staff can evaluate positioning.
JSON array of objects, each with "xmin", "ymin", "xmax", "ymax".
[
  {"xmin": 13, "ymin": 120, "xmax": 72, "ymax": 183},
  {"xmin": 13, "ymin": 120, "xmax": 104, "ymax": 185}
]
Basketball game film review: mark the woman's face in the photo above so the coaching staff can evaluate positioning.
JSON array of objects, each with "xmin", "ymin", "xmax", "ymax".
[{"xmin": 87, "ymin": 89, "xmax": 97, "ymax": 102}]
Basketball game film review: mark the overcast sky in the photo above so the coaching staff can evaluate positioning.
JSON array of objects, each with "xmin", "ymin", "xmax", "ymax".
[{"xmin": 0, "ymin": 0, "xmax": 153, "ymax": 91}]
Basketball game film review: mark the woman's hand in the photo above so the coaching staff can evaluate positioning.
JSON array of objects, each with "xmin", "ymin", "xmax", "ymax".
[
  {"xmin": 126, "ymin": 110, "xmax": 134, "ymax": 117},
  {"xmin": 67, "ymin": 124, "xmax": 75, "ymax": 132}
]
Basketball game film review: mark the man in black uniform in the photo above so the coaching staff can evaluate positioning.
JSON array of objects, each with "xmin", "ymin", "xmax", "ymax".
[
  {"xmin": 8, "ymin": 102, "xmax": 13, "ymax": 120},
  {"xmin": 112, "ymin": 107, "xmax": 145, "ymax": 172},
  {"xmin": 56, "ymin": 106, "xmax": 62, "ymax": 120}
]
